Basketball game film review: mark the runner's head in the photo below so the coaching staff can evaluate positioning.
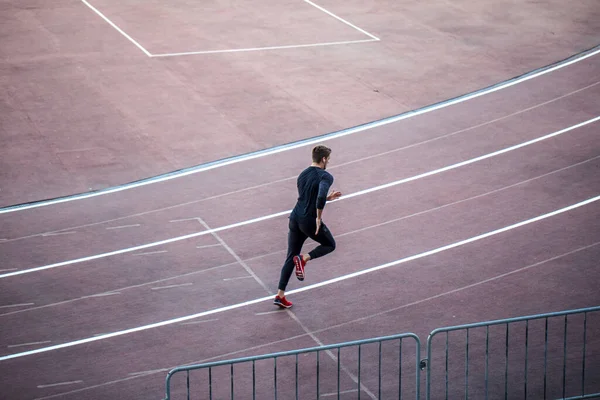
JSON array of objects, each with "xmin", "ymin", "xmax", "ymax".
[{"xmin": 312, "ymin": 145, "xmax": 331, "ymax": 169}]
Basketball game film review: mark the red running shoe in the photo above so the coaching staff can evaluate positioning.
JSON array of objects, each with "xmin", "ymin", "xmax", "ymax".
[
  {"xmin": 274, "ymin": 296, "xmax": 292, "ymax": 308},
  {"xmin": 294, "ymin": 255, "xmax": 306, "ymax": 281}
]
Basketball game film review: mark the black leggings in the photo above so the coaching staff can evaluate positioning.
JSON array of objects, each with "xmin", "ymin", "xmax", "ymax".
[{"xmin": 278, "ymin": 217, "xmax": 336, "ymax": 291}]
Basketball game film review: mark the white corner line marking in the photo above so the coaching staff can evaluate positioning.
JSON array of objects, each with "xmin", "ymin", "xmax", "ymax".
[
  {"xmin": 42, "ymin": 231, "xmax": 76, "ymax": 237},
  {"xmin": 180, "ymin": 318, "xmax": 219, "ymax": 326},
  {"xmin": 131, "ymin": 250, "xmax": 168, "ymax": 257},
  {"xmin": 37, "ymin": 381, "xmax": 83, "ymax": 389},
  {"xmin": 223, "ymin": 276, "xmax": 254, "ymax": 281},
  {"xmin": 150, "ymin": 283, "xmax": 193, "ymax": 290},
  {"xmin": 151, "ymin": 39, "xmax": 378, "ymax": 57},
  {"xmin": 3, "ymin": 49, "xmax": 597, "ymax": 214},
  {"xmin": 0, "ymin": 303, "xmax": 35, "ymax": 309},
  {"xmin": 106, "ymin": 224, "xmax": 141, "ymax": 230},
  {"xmin": 80, "ymin": 0, "xmax": 152, "ymax": 57},
  {"xmin": 88, "ymin": 292, "xmax": 121, "ymax": 298},
  {"xmin": 302, "ymin": 0, "xmax": 380, "ymax": 40},
  {"xmin": 7, "ymin": 341, "xmax": 51, "ymax": 349},
  {"xmin": 255, "ymin": 310, "xmax": 285, "ymax": 316},
  {"xmin": 0, "ymin": 195, "xmax": 597, "ymax": 361},
  {"xmin": 196, "ymin": 244, "xmax": 223, "ymax": 249},
  {"xmin": 1, "ymin": 116, "xmax": 597, "ymax": 280}
]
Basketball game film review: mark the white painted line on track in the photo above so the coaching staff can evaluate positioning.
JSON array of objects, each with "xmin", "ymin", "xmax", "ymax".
[
  {"xmin": 37, "ymin": 381, "xmax": 83, "ymax": 389},
  {"xmin": 80, "ymin": 0, "xmax": 151, "ymax": 56},
  {"xmin": 2, "ymin": 115, "xmax": 597, "ymax": 280},
  {"xmin": 170, "ymin": 217, "xmax": 200, "ymax": 223},
  {"xmin": 128, "ymin": 369, "xmax": 166, "ymax": 377},
  {"xmin": 42, "ymin": 231, "xmax": 76, "ymax": 237},
  {"xmin": 8, "ymin": 341, "xmax": 51, "ymax": 349},
  {"xmin": 151, "ymin": 39, "xmax": 378, "ymax": 57},
  {"xmin": 302, "ymin": 0, "xmax": 380, "ymax": 40},
  {"xmin": 322, "ymin": 389, "xmax": 359, "ymax": 397},
  {"xmin": 131, "ymin": 250, "xmax": 168, "ymax": 257},
  {"xmin": 180, "ymin": 318, "xmax": 219, "ymax": 326},
  {"xmin": 223, "ymin": 276, "xmax": 254, "ymax": 281},
  {"xmin": 256, "ymin": 310, "xmax": 285, "ymax": 316},
  {"xmin": 106, "ymin": 224, "xmax": 140, "ymax": 230},
  {"xmin": 0, "ymin": 195, "xmax": 596, "ymax": 361},
  {"xmin": 2, "ymin": 48, "xmax": 598, "ymax": 214},
  {"xmin": 0, "ymin": 303, "xmax": 34, "ymax": 309},
  {"xmin": 196, "ymin": 244, "xmax": 222, "ymax": 249},
  {"xmin": 150, "ymin": 283, "xmax": 192, "ymax": 291},
  {"xmin": 88, "ymin": 292, "xmax": 120, "ymax": 298},
  {"xmin": 0, "ymin": 268, "xmax": 18, "ymax": 272}
]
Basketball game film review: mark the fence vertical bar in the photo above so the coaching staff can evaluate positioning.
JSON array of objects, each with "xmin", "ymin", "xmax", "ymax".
[
  {"xmin": 544, "ymin": 318, "xmax": 548, "ymax": 400},
  {"xmin": 524, "ymin": 320, "xmax": 529, "ymax": 399},
  {"xmin": 296, "ymin": 354, "xmax": 299, "ymax": 400},
  {"xmin": 317, "ymin": 350, "xmax": 320, "ymax": 399},
  {"xmin": 252, "ymin": 360, "xmax": 256, "ymax": 400},
  {"xmin": 358, "ymin": 345, "xmax": 361, "ymax": 400},
  {"xmin": 582, "ymin": 312, "xmax": 587, "ymax": 397},
  {"xmin": 485, "ymin": 326, "xmax": 489, "ymax": 400},
  {"xmin": 445, "ymin": 332, "xmax": 449, "ymax": 400},
  {"xmin": 274, "ymin": 357, "xmax": 278, "ymax": 400},
  {"xmin": 187, "ymin": 370, "xmax": 190, "ymax": 400},
  {"xmin": 399, "ymin": 339, "xmax": 403, "ymax": 400},
  {"xmin": 465, "ymin": 328, "xmax": 470, "ymax": 400},
  {"xmin": 230, "ymin": 363, "xmax": 234, "ymax": 400},
  {"xmin": 209, "ymin": 367, "xmax": 213, "ymax": 400},
  {"xmin": 338, "ymin": 347, "xmax": 341, "ymax": 400},
  {"xmin": 504, "ymin": 323, "xmax": 509, "ymax": 400},
  {"xmin": 562, "ymin": 315, "xmax": 568, "ymax": 399},
  {"xmin": 378, "ymin": 341, "xmax": 382, "ymax": 400}
]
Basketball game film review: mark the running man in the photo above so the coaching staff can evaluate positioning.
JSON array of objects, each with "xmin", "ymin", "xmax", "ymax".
[{"xmin": 274, "ymin": 145, "xmax": 342, "ymax": 308}]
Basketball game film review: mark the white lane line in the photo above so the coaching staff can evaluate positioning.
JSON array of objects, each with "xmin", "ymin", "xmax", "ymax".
[
  {"xmin": 37, "ymin": 381, "xmax": 83, "ymax": 389},
  {"xmin": 80, "ymin": 0, "xmax": 151, "ymax": 56},
  {"xmin": 88, "ymin": 292, "xmax": 120, "ymax": 298},
  {"xmin": 196, "ymin": 244, "xmax": 222, "ymax": 249},
  {"xmin": 0, "ymin": 239, "xmax": 7, "ymax": 241},
  {"xmin": 42, "ymin": 231, "xmax": 76, "ymax": 237},
  {"xmin": 170, "ymin": 217, "xmax": 200, "ymax": 223},
  {"xmin": 3, "ymin": 48, "xmax": 598, "ymax": 214},
  {"xmin": 0, "ymin": 303, "xmax": 34, "ymax": 309},
  {"xmin": 255, "ymin": 310, "xmax": 284, "ymax": 316},
  {"xmin": 128, "ymin": 369, "xmax": 167, "ymax": 377},
  {"xmin": 151, "ymin": 39, "xmax": 378, "ymax": 57},
  {"xmin": 2, "ymin": 115, "xmax": 597, "ymax": 280},
  {"xmin": 0, "ymin": 268, "xmax": 18, "ymax": 272},
  {"xmin": 106, "ymin": 224, "xmax": 140, "ymax": 230},
  {"xmin": 322, "ymin": 389, "xmax": 359, "ymax": 397},
  {"xmin": 150, "ymin": 283, "xmax": 192, "ymax": 291},
  {"xmin": 180, "ymin": 318, "xmax": 219, "ymax": 326},
  {"xmin": 8, "ymin": 341, "xmax": 51, "ymax": 349},
  {"xmin": 302, "ymin": 0, "xmax": 379, "ymax": 40},
  {"xmin": 0, "ymin": 195, "xmax": 596, "ymax": 362},
  {"xmin": 8, "ymin": 80, "xmax": 596, "ymax": 244},
  {"xmin": 223, "ymin": 276, "xmax": 254, "ymax": 281},
  {"xmin": 131, "ymin": 250, "xmax": 168, "ymax": 257}
]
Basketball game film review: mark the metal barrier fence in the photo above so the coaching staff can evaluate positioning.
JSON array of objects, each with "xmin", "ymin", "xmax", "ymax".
[
  {"xmin": 164, "ymin": 306, "xmax": 600, "ymax": 400},
  {"xmin": 425, "ymin": 306, "xmax": 600, "ymax": 400},
  {"xmin": 164, "ymin": 333, "xmax": 421, "ymax": 400}
]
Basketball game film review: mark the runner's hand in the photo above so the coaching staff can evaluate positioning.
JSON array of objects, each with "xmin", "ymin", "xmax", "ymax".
[
  {"xmin": 315, "ymin": 218, "xmax": 322, "ymax": 235},
  {"xmin": 327, "ymin": 190, "xmax": 342, "ymax": 201}
]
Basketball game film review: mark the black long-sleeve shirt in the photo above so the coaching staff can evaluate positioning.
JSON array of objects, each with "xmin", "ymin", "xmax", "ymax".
[{"xmin": 291, "ymin": 166, "xmax": 334, "ymax": 219}]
